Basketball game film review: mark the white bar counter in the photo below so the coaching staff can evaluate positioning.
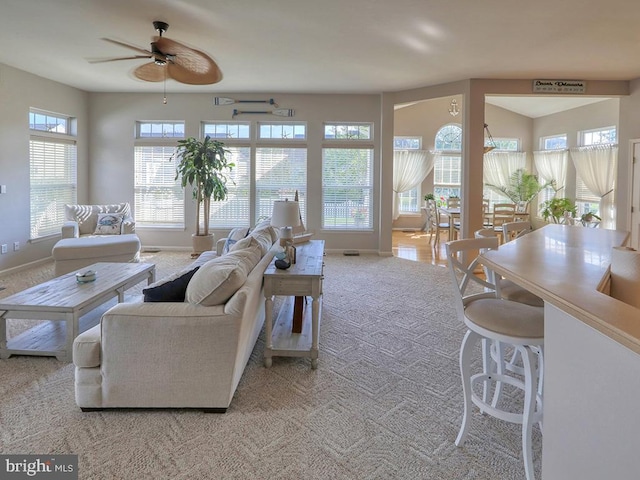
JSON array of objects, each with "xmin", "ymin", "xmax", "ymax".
[{"xmin": 481, "ymin": 225, "xmax": 640, "ymax": 479}]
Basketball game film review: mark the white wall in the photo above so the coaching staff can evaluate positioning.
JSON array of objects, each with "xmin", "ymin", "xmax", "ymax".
[
  {"xmin": 88, "ymin": 92, "xmax": 382, "ymax": 252},
  {"xmin": 0, "ymin": 64, "xmax": 88, "ymax": 272}
]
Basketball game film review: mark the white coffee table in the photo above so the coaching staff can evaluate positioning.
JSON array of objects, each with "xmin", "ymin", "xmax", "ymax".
[{"xmin": 0, "ymin": 262, "xmax": 155, "ymax": 362}]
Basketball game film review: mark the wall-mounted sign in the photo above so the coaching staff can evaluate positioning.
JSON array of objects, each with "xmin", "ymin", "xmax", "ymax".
[{"xmin": 533, "ymin": 80, "xmax": 587, "ymax": 94}]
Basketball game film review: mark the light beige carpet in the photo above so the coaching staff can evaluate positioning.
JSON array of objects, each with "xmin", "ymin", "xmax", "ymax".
[{"xmin": 0, "ymin": 252, "xmax": 541, "ymax": 479}]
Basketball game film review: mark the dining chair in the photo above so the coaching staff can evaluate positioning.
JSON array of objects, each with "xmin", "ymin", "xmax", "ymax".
[
  {"xmin": 447, "ymin": 196, "xmax": 461, "ymax": 209},
  {"xmin": 492, "ymin": 203, "xmax": 517, "ymax": 241},
  {"xmin": 445, "ymin": 237, "xmax": 544, "ymax": 480},
  {"xmin": 503, "ymin": 220, "xmax": 534, "ymax": 243},
  {"xmin": 426, "ymin": 199, "xmax": 450, "ymax": 245}
]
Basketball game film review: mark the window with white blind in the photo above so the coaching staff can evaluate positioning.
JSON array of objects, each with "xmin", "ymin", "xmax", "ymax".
[
  {"xmin": 575, "ymin": 127, "xmax": 616, "ymax": 216},
  {"xmin": 206, "ymin": 146, "xmax": 251, "ymax": 228},
  {"xmin": 433, "ymin": 125, "xmax": 461, "ymax": 199},
  {"xmin": 29, "ymin": 135, "xmax": 77, "ymax": 239},
  {"xmin": 322, "ymin": 148, "xmax": 374, "ymax": 229},
  {"xmin": 134, "ymin": 145, "xmax": 184, "ymax": 228},
  {"xmin": 255, "ymin": 147, "xmax": 307, "ymax": 224}
]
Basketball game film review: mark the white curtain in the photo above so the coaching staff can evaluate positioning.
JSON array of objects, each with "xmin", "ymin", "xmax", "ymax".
[
  {"xmin": 570, "ymin": 144, "xmax": 618, "ymax": 229},
  {"xmin": 483, "ymin": 151, "xmax": 526, "ymax": 190},
  {"xmin": 393, "ymin": 150, "xmax": 434, "ymax": 220},
  {"xmin": 533, "ymin": 149, "xmax": 568, "ymax": 195}
]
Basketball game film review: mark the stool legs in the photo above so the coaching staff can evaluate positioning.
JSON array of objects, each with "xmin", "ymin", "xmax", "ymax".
[
  {"xmin": 455, "ymin": 329, "xmax": 480, "ymax": 446},
  {"xmin": 456, "ymin": 330, "xmax": 541, "ymax": 480}
]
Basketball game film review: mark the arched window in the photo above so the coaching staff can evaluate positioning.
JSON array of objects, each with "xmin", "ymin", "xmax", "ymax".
[{"xmin": 433, "ymin": 124, "xmax": 462, "ymax": 200}]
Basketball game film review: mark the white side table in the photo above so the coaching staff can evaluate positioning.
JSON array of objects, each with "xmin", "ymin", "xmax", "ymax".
[{"xmin": 263, "ymin": 240, "xmax": 324, "ymax": 369}]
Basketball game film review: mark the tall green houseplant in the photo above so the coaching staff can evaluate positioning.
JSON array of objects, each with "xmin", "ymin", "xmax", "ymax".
[
  {"xmin": 173, "ymin": 136, "xmax": 234, "ymax": 251},
  {"xmin": 486, "ymin": 168, "xmax": 554, "ymax": 212}
]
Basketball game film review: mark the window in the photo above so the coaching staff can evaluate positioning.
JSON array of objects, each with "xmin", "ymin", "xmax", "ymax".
[
  {"xmin": 258, "ymin": 122, "xmax": 306, "ymax": 140},
  {"xmin": 207, "ymin": 146, "xmax": 251, "ymax": 228},
  {"xmin": 255, "ymin": 148, "xmax": 307, "ymax": 224},
  {"xmin": 575, "ymin": 127, "xmax": 617, "ymax": 217},
  {"xmin": 394, "ymin": 136, "xmax": 422, "ymax": 214},
  {"xmin": 322, "ymin": 148, "xmax": 374, "ymax": 229},
  {"xmin": 137, "ymin": 121, "xmax": 184, "ymax": 138},
  {"xmin": 324, "ymin": 123, "xmax": 372, "ymax": 140},
  {"xmin": 433, "ymin": 124, "xmax": 461, "ymax": 199},
  {"xmin": 203, "ymin": 122, "xmax": 250, "ymax": 139},
  {"xmin": 134, "ymin": 122, "xmax": 185, "ymax": 228},
  {"xmin": 537, "ymin": 134, "xmax": 568, "ymax": 207},
  {"xmin": 29, "ymin": 113, "xmax": 77, "ymax": 239}
]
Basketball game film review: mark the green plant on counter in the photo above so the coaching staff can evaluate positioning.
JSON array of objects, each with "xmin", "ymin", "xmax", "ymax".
[
  {"xmin": 424, "ymin": 193, "xmax": 435, "ymax": 201},
  {"xmin": 539, "ymin": 197, "xmax": 577, "ymax": 224}
]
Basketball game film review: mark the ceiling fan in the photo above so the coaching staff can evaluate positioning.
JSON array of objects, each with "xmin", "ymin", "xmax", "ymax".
[{"xmin": 90, "ymin": 21, "xmax": 222, "ymax": 85}]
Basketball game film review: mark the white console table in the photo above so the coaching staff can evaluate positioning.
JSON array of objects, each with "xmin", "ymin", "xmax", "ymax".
[{"xmin": 263, "ymin": 240, "xmax": 324, "ymax": 369}]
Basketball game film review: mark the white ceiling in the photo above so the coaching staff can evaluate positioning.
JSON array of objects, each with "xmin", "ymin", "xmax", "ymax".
[{"xmin": 3, "ymin": 0, "xmax": 639, "ymax": 117}]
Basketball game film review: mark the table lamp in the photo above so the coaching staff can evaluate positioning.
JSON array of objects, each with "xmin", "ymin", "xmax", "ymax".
[{"xmin": 271, "ymin": 200, "xmax": 301, "ymax": 262}]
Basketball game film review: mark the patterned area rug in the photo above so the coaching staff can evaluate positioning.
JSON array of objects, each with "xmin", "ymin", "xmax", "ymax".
[{"xmin": 0, "ymin": 252, "xmax": 541, "ymax": 479}]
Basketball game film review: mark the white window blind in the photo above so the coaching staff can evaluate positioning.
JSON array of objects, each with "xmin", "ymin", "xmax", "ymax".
[
  {"xmin": 207, "ymin": 146, "xmax": 251, "ymax": 228},
  {"xmin": 255, "ymin": 147, "xmax": 307, "ymax": 223},
  {"xmin": 134, "ymin": 146, "xmax": 184, "ymax": 228},
  {"xmin": 29, "ymin": 137, "xmax": 77, "ymax": 239},
  {"xmin": 322, "ymin": 148, "xmax": 373, "ymax": 229}
]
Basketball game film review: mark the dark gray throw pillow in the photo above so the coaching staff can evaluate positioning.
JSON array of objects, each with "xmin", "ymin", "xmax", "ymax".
[{"xmin": 143, "ymin": 266, "xmax": 200, "ymax": 302}]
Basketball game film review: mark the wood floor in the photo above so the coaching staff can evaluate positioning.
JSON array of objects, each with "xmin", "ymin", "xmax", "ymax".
[{"xmin": 392, "ymin": 229, "xmax": 450, "ymax": 267}]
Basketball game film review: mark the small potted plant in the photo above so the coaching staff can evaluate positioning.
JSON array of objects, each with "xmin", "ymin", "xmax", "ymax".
[
  {"xmin": 539, "ymin": 197, "xmax": 577, "ymax": 224},
  {"xmin": 580, "ymin": 212, "xmax": 601, "ymax": 227},
  {"xmin": 172, "ymin": 136, "xmax": 235, "ymax": 254}
]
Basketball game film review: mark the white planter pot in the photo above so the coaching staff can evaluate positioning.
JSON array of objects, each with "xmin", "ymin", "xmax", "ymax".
[{"xmin": 192, "ymin": 233, "xmax": 215, "ymax": 254}]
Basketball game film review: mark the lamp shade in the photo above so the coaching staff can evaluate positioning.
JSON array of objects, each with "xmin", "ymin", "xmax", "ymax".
[{"xmin": 271, "ymin": 200, "xmax": 301, "ymax": 228}]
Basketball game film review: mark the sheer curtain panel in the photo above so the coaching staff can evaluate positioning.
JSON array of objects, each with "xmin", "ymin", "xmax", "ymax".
[
  {"xmin": 533, "ymin": 149, "xmax": 568, "ymax": 194},
  {"xmin": 570, "ymin": 144, "xmax": 618, "ymax": 229},
  {"xmin": 483, "ymin": 151, "xmax": 526, "ymax": 191},
  {"xmin": 393, "ymin": 150, "xmax": 434, "ymax": 220}
]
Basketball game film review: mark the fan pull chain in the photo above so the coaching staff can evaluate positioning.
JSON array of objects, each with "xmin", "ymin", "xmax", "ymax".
[{"xmin": 163, "ymin": 68, "xmax": 167, "ymax": 105}]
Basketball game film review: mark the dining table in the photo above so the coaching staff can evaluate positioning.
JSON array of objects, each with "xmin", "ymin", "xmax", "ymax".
[{"xmin": 438, "ymin": 205, "xmax": 529, "ymax": 239}]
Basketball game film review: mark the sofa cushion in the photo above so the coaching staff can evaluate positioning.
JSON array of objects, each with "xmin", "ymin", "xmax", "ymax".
[
  {"xmin": 185, "ymin": 245, "xmax": 262, "ymax": 306},
  {"xmin": 65, "ymin": 203, "xmax": 131, "ymax": 236},
  {"xmin": 143, "ymin": 266, "xmax": 200, "ymax": 302},
  {"xmin": 222, "ymin": 227, "xmax": 250, "ymax": 254},
  {"xmin": 93, "ymin": 213, "xmax": 124, "ymax": 235},
  {"xmin": 230, "ymin": 226, "xmax": 277, "ymax": 256},
  {"xmin": 52, "ymin": 234, "xmax": 141, "ymax": 261},
  {"xmin": 230, "ymin": 228, "xmax": 273, "ymax": 257}
]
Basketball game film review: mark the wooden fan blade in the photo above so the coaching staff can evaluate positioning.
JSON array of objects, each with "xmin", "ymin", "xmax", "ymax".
[
  {"xmin": 102, "ymin": 38, "xmax": 153, "ymax": 56},
  {"xmin": 155, "ymin": 37, "xmax": 222, "ymax": 85},
  {"xmin": 133, "ymin": 62, "xmax": 166, "ymax": 83},
  {"xmin": 88, "ymin": 55, "xmax": 151, "ymax": 64}
]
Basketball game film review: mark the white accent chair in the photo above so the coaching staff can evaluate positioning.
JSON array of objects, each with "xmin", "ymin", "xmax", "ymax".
[
  {"xmin": 446, "ymin": 237, "xmax": 544, "ymax": 480},
  {"xmin": 52, "ymin": 203, "xmax": 141, "ymax": 276}
]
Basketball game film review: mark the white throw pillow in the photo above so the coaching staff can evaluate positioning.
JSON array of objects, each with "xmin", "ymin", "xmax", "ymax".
[
  {"xmin": 222, "ymin": 227, "xmax": 250, "ymax": 254},
  {"xmin": 93, "ymin": 213, "xmax": 124, "ymax": 235},
  {"xmin": 185, "ymin": 245, "xmax": 262, "ymax": 306}
]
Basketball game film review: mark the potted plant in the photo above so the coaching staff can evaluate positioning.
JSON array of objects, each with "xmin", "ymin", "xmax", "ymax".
[
  {"xmin": 580, "ymin": 211, "xmax": 601, "ymax": 227},
  {"xmin": 173, "ymin": 136, "xmax": 234, "ymax": 253},
  {"xmin": 486, "ymin": 168, "xmax": 554, "ymax": 213},
  {"xmin": 539, "ymin": 197, "xmax": 577, "ymax": 224}
]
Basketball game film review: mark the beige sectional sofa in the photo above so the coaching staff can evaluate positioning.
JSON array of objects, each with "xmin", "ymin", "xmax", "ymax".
[{"xmin": 73, "ymin": 222, "xmax": 278, "ymax": 413}]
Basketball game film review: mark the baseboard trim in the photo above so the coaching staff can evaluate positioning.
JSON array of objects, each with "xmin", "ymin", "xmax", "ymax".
[{"xmin": 0, "ymin": 256, "xmax": 53, "ymax": 278}]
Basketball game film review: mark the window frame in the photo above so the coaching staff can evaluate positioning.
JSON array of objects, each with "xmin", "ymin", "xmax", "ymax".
[{"xmin": 29, "ymin": 109, "xmax": 77, "ymax": 241}]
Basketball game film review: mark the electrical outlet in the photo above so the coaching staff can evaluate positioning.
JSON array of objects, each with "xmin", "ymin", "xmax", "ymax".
[
  {"xmin": 1, "ymin": 244, "xmax": 7, "ymax": 254},
  {"xmin": 13, "ymin": 241, "xmax": 19, "ymax": 251}
]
